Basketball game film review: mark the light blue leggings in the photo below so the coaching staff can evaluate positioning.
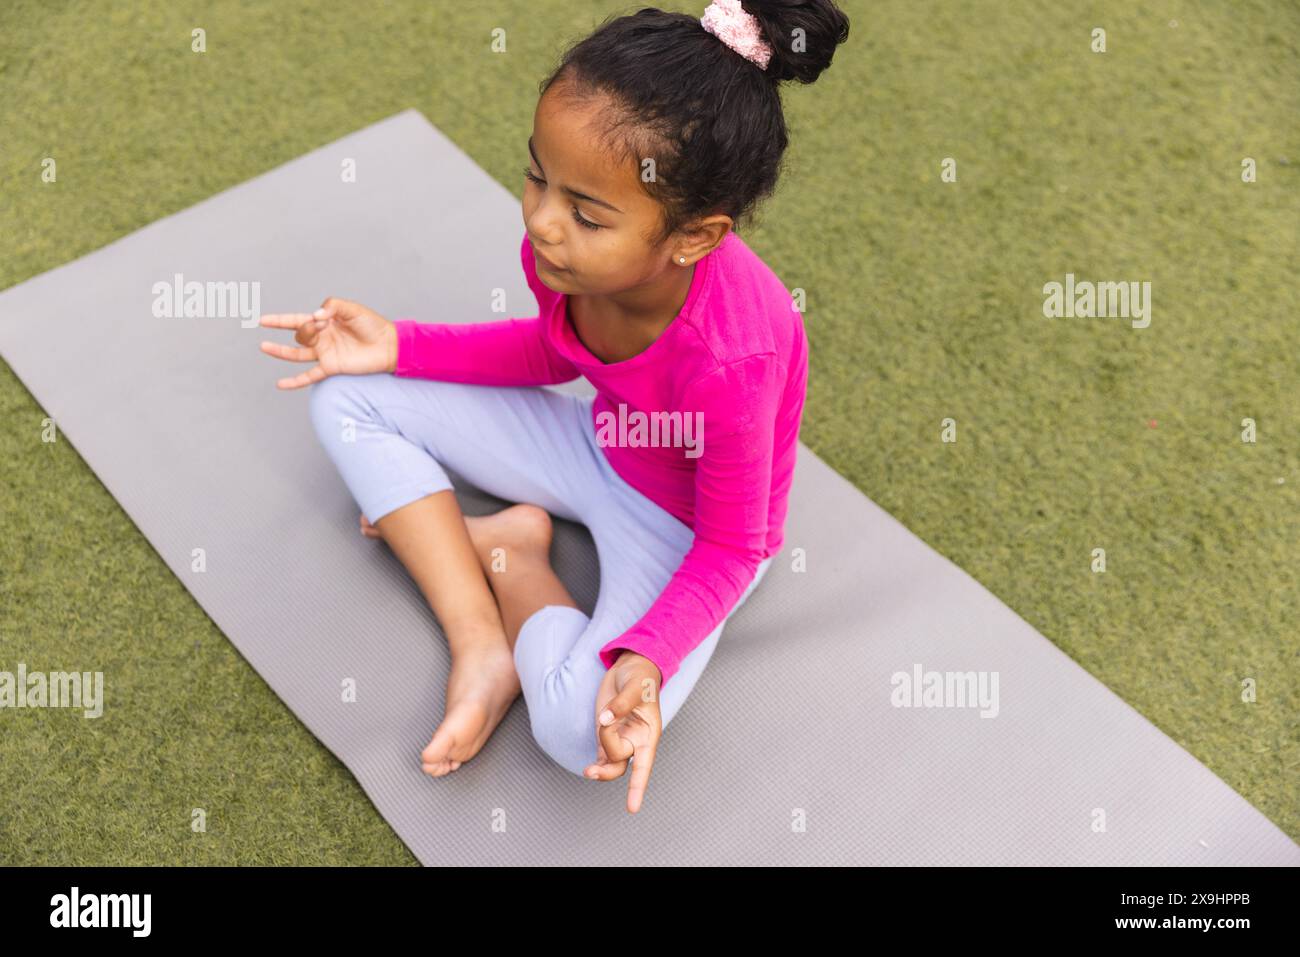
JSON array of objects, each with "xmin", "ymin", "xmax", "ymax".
[{"xmin": 307, "ymin": 372, "xmax": 772, "ymax": 776}]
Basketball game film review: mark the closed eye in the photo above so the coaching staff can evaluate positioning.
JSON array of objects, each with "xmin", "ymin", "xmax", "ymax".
[{"xmin": 522, "ymin": 167, "xmax": 603, "ymax": 231}]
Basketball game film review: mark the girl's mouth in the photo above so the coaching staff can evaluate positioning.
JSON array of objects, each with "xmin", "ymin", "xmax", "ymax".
[{"xmin": 530, "ymin": 242, "xmax": 568, "ymax": 272}]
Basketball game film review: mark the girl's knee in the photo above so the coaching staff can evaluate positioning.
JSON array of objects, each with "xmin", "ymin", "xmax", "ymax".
[
  {"xmin": 514, "ymin": 606, "xmax": 604, "ymax": 776},
  {"xmin": 308, "ymin": 373, "xmax": 400, "ymax": 447},
  {"xmin": 527, "ymin": 695, "xmax": 599, "ymax": 777},
  {"xmin": 307, "ymin": 374, "xmax": 360, "ymax": 440}
]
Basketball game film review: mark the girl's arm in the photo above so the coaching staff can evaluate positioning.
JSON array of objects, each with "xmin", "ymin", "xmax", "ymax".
[
  {"xmin": 392, "ymin": 314, "xmax": 580, "ymax": 386},
  {"xmin": 597, "ymin": 352, "xmax": 785, "ymax": 686}
]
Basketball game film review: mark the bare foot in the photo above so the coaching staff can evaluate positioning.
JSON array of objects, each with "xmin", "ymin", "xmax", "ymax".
[
  {"xmin": 462, "ymin": 503, "xmax": 554, "ymax": 570},
  {"xmin": 361, "ymin": 503, "xmax": 553, "ymax": 560},
  {"xmin": 418, "ymin": 504, "xmax": 553, "ymax": 777},
  {"xmin": 420, "ymin": 639, "xmax": 519, "ymax": 777}
]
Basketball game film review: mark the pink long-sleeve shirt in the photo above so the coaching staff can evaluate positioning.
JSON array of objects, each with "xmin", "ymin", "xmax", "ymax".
[{"xmin": 392, "ymin": 228, "xmax": 809, "ymax": 686}]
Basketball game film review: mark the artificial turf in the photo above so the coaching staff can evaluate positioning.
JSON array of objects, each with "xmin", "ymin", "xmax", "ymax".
[{"xmin": 0, "ymin": 0, "xmax": 1296, "ymax": 863}]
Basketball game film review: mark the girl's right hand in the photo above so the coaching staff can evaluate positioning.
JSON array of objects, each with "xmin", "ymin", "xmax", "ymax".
[{"xmin": 259, "ymin": 297, "xmax": 398, "ymax": 389}]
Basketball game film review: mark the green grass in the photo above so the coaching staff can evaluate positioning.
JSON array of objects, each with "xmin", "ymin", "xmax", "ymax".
[{"xmin": 1, "ymin": 0, "xmax": 1296, "ymax": 863}]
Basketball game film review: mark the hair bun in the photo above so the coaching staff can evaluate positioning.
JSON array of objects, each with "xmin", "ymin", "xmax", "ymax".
[{"xmin": 742, "ymin": 0, "xmax": 850, "ymax": 84}]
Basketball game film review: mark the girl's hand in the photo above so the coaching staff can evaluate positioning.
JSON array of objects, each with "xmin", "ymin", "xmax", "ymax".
[
  {"xmin": 586, "ymin": 651, "xmax": 664, "ymax": 813},
  {"xmin": 258, "ymin": 297, "xmax": 398, "ymax": 389}
]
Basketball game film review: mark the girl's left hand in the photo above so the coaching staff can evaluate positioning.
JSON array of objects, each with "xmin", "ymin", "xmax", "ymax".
[{"xmin": 587, "ymin": 652, "xmax": 663, "ymax": 813}]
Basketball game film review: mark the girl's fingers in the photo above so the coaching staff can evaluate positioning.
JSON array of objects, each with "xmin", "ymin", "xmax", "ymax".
[
  {"xmin": 275, "ymin": 365, "xmax": 328, "ymax": 390},
  {"xmin": 585, "ymin": 757, "xmax": 627, "ymax": 781},
  {"xmin": 596, "ymin": 685, "xmax": 642, "ymax": 764},
  {"xmin": 260, "ymin": 340, "xmax": 317, "ymax": 362},
  {"xmin": 623, "ymin": 743, "xmax": 657, "ymax": 814},
  {"xmin": 261, "ymin": 312, "xmax": 333, "ymax": 388},
  {"xmin": 258, "ymin": 312, "xmax": 317, "ymax": 330}
]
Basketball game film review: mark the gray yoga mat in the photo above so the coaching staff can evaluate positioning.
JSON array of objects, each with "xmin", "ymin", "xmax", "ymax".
[{"xmin": 2, "ymin": 108, "xmax": 1296, "ymax": 866}]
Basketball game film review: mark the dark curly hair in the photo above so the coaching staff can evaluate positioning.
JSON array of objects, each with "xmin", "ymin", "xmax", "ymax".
[{"xmin": 538, "ymin": 1, "xmax": 850, "ymax": 249}]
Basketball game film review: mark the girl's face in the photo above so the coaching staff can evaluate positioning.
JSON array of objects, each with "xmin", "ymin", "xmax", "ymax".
[{"xmin": 523, "ymin": 87, "xmax": 708, "ymax": 301}]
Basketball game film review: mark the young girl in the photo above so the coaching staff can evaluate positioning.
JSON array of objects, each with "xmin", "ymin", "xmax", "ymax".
[{"xmin": 259, "ymin": 0, "xmax": 849, "ymax": 813}]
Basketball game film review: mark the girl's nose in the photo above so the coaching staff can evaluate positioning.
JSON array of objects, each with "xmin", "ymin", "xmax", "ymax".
[{"xmin": 524, "ymin": 200, "xmax": 567, "ymax": 243}]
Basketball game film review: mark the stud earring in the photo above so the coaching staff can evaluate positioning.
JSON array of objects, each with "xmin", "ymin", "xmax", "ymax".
[{"xmin": 679, "ymin": 256, "xmax": 686, "ymax": 264}]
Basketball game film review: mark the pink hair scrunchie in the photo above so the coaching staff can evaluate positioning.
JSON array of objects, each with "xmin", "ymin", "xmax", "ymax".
[{"xmin": 700, "ymin": 0, "xmax": 774, "ymax": 70}]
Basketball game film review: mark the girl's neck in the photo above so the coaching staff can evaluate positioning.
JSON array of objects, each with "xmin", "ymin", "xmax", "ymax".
[
  {"xmin": 581, "ymin": 260, "xmax": 695, "ymax": 326},
  {"xmin": 569, "ymin": 262, "xmax": 695, "ymax": 364}
]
